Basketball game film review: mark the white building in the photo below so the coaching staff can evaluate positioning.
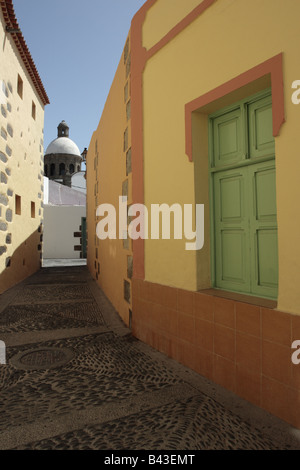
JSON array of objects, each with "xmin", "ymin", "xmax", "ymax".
[
  {"xmin": 43, "ymin": 122, "xmax": 86, "ymax": 261},
  {"xmin": 43, "ymin": 177, "xmax": 86, "ymax": 260}
]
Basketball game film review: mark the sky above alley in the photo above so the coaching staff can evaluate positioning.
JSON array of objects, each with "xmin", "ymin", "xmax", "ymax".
[{"xmin": 13, "ymin": 0, "xmax": 146, "ymax": 158}]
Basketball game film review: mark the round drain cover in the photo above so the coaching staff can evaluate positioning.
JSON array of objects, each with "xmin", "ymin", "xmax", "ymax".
[{"xmin": 11, "ymin": 347, "xmax": 74, "ymax": 370}]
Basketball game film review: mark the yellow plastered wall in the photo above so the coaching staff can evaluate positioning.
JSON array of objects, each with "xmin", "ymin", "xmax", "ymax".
[
  {"xmin": 142, "ymin": 0, "xmax": 300, "ymax": 314},
  {"xmin": 86, "ymin": 36, "xmax": 132, "ymax": 325},
  {"xmin": 0, "ymin": 9, "xmax": 45, "ymax": 293},
  {"xmin": 142, "ymin": 0, "xmax": 203, "ymax": 50}
]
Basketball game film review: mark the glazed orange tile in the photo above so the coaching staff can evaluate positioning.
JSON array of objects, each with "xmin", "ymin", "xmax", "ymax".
[
  {"xmin": 214, "ymin": 323, "xmax": 235, "ymax": 362},
  {"xmin": 150, "ymin": 283, "xmax": 178, "ymax": 310},
  {"xmin": 213, "ymin": 355, "xmax": 236, "ymax": 393},
  {"xmin": 262, "ymin": 376, "xmax": 293, "ymax": 425},
  {"xmin": 151, "ymin": 302, "xmax": 163, "ymax": 330},
  {"xmin": 158, "ymin": 333, "xmax": 178, "ymax": 359},
  {"xmin": 155, "ymin": 303, "xmax": 178, "ymax": 337},
  {"xmin": 291, "ymin": 361, "xmax": 300, "ymax": 390},
  {"xmin": 133, "ymin": 323, "xmax": 147, "ymax": 343},
  {"xmin": 262, "ymin": 308, "xmax": 291, "ymax": 346},
  {"xmin": 177, "ymin": 289, "xmax": 194, "ymax": 316},
  {"xmin": 236, "ymin": 332, "xmax": 261, "ymax": 372},
  {"xmin": 134, "ymin": 297, "xmax": 153, "ymax": 326},
  {"xmin": 178, "ymin": 311, "xmax": 195, "ymax": 344},
  {"xmin": 177, "ymin": 340, "xmax": 196, "ymax": 370},
  {"xmin": 131, "ymin": 278, "xmax": 141, "ymax": 300},
  {"xmin": 288, "ymin": 388, "xmax": 300, "ymax": 428},
  {"xmin": 139, "ymin": 281, "xmax": 153, "ymax": 302},
  {"xmin": 236, "ymin": 365, "xmax": 261, "ymax": 407},
  {"xmin": 194, "ymin": 347, "xmax": 214, "ymax": 381},
  {"xmin": 195, "ymin": 318, "xmax": 213, "ymax": 352},
  {"xmin": 292, "ymin": 314, "xmax": 300, "ymax": 341},
  {"xmin": 194, "ymin": 293, "xmax": 214, "ymax": 322},
  {"xmin": 236, "ymin": 302, "xmax": 261, "ymax": 337},
  {"xmin": 262, "ymin": 341, "xmax": 292, "ymax": 385},
  {"xmin": 214, "ymin": 297, "xmax": 235, "ymax": 328},
  {"xmin": 148, "ymin": 329, "xmax": 159, "ymax": 350}
]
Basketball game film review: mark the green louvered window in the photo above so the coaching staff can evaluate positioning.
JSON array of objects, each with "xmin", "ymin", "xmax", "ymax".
[{"xmin": 209, "ymin": 89, "xmax": 278, "ymax": 299}]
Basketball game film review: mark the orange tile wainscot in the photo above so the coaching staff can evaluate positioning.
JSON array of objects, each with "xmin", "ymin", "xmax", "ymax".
[{"xmin": 132, "ymin": 279, "xmax": 300, "ymax": 429}]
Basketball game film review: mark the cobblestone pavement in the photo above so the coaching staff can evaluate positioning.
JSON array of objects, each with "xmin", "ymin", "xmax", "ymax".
[{"xmin": 0, "ymin": 266, "xmax": 300, "ymax": 451}]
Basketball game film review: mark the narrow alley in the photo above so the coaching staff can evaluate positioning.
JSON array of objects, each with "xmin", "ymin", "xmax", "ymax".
[{"xmin": 0, "ymin": 265, "xmax": 299, "ymax": 451}]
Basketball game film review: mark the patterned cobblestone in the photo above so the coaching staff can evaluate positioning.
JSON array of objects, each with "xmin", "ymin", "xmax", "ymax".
[
  {"xmin": 0, "ymin": 300, "xmax": 104, "ymax": 333},
  {"xmin": 17, "ymin": 396, "xmax": 284, "ymax": 451},
  {"xmin": 0, "ymin": 333, "xmax": 180, "ymax": 434},
  {"xmin": 13, "ymin": 284, "xmax": 92, "ymax": 304},
  {"xmin": 0, "ymin": 266, "xmax": 299, "ymax": 451}
]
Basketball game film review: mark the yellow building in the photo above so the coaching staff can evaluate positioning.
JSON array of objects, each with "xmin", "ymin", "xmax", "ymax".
[
  {"xmin": 0, "ymin": 0, "xmax": 49, "ymax": 293},
  {"xmin": 87, "ymin": 0, "xmax": 300, "ymax": 428}
]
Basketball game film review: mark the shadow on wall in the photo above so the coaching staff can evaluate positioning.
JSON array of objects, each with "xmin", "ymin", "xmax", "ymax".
[{"xmin": 0, "ymin": 226, "xmax": 43, "ymax": 295}]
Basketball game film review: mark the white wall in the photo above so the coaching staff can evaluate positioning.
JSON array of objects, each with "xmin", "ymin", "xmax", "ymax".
[
  {"xmin": 71, "ymin": 172, "xmax": 86, "ymax": 194},
  {"xmin": 43, "ymin": 177, "xmax": 49, "ymax": 204},
  {"xmin": 43, "ymin": 205, "xmax": 86, "ymax": 259}
]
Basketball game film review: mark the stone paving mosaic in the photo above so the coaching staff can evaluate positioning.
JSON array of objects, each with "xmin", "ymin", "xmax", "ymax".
[
  {"xmin": 12, "ymin": 284, "xmax": 92, "ymax": 304},
  {"xmin": 1, "ymin": 266, "xmax": 299, "ymax": 451},
  {"xmin": 0, "ymin": 334, "xmax": 181, "ymax": 432},
  {"xmin": 27, "ymin": 278, "xmax": 88, "ymax": 285},
  {"xmin": 16, "ymin": 395, "xmax": 286, "ymax": 450},
  {"xmin": 0, "ymin": 300, "xmax": 105, "ymax": 333},
  {"xmin": 26, "ymin": 270, "xmax": 88, "ymax": 285}
]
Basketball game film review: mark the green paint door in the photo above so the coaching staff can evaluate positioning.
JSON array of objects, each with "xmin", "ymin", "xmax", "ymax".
[
  {"xmin": 249, "ymin": 162, "xmax": 278, "ymax": 298},
  {"xmin": 210, "ymin": 90, "xmax": 278, "ymax": 299},
  {"xmin": 213, "ymin": 167, "xmax": 251, "ymax": 293}
]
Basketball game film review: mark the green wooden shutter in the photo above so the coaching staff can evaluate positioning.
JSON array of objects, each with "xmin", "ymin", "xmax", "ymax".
[
  {"xmin": 249, "ymin": 162, "xmax": 278, "ymax": 298},
  {"xmin": 212, "ymin": 107, "xmax": 245, "ymax": 168},
  {"xmin": 213, "ymin": 168, "xmax": 251, "ymax": 293},
  {"xmin": 248, "ymin": 95, "xmax": 275, "ymax": 159},
  {"xmin": 209, "ymin": 90, "xmax": 278, "ymax": 299}
]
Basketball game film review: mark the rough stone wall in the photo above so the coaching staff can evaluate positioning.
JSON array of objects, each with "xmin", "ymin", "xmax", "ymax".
[{"xmin": 0, "ymin": 7, "xmax": 45, "ymax": 293}]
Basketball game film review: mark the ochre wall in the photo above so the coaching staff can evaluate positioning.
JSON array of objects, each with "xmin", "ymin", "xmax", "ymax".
[
  {"xmin": 0, "ymin": 8, "xmax": 45, "ymax": 293},
  {"xmin": 86, "ymin": 35, "xmax": 133, "ymax": 326},
  {"xmin": 142, "ymin": 0, "xmax": 202, "ymax": 50},
  {"xmin": 87, "ymin": 0, "xmax": 300, "ymax": 429},
  {"xmin": 130, "ymin": 0, "xmax": 300, "ymax": 429}
]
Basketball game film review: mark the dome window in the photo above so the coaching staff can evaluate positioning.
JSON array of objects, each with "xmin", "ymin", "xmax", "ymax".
[{"xmin": 59, "ymin": 163, "xmax": 65, "ymax": 176}]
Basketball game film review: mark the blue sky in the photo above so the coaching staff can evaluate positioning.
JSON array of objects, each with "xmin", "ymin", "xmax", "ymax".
[{"xmin": 13, "ymin": 0, "xmax": 146, "ymax": 156}]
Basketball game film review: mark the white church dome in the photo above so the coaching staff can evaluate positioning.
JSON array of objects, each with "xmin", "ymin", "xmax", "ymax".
[{"xmin": 45, "ymin": 137, "xmax": 81, "ymax": 156}]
